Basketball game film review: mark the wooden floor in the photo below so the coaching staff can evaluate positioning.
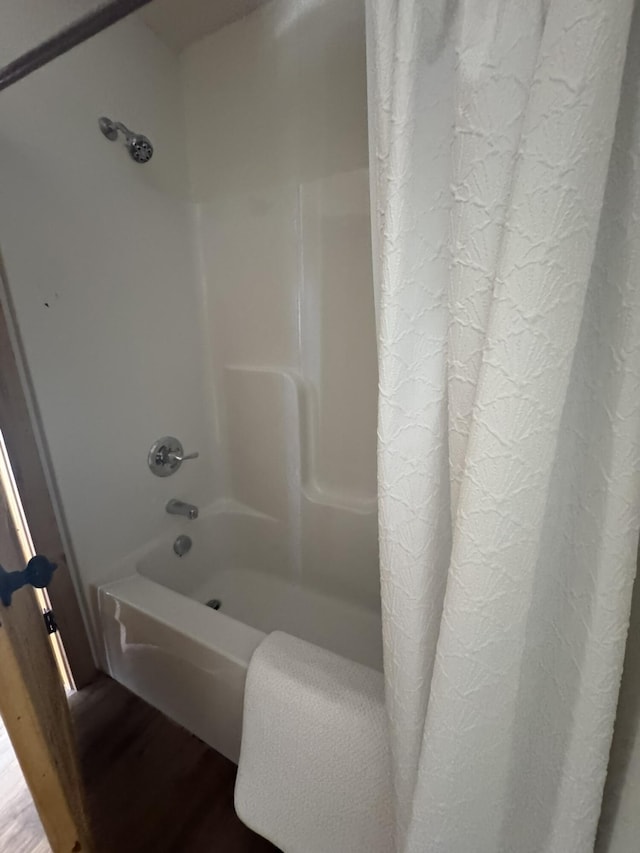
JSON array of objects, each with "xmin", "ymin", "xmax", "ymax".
[{"xmin": 1, "ymin": 675, "xmax": 280, "ymax": 853}]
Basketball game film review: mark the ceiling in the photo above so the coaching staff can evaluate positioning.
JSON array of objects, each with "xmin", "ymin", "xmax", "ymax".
[{"xmin": 137, "ymin": 0, "xmax": 272, "ymax": 51}]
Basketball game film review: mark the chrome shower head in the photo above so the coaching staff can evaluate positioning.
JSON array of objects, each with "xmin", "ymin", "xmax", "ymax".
[
  {"xmin": 99, "ymin": 116, "xmax": 153, "ymax": 164},
  {"xmin": 126, "ymin": 133, "xmax": 153, "ymax": 164}
]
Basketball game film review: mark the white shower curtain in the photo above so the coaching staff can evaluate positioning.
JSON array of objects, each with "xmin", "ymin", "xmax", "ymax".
[{"xmin": 367, "ymin": 1, "xmax": 640, "ymax": 851}]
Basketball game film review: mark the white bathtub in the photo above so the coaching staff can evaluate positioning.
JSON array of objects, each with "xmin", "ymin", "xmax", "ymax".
[{"xmin": 98, "ymin": 508, "xmax": 382, "ymax": 762}]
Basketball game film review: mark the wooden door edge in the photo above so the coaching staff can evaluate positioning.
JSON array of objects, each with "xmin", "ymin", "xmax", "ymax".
[{"xmin": 0, "ymin": 618, "xmax": 93, "ymax": 852}]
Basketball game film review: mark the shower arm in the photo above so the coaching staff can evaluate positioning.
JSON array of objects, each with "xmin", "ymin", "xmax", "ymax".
[
  {"xmin": 113, "ymin": 121, "xmax": 134, "ymax": 140},
  {"xmin": 99, "ymin": 117, "xmax": 133, "ymax": 142}
]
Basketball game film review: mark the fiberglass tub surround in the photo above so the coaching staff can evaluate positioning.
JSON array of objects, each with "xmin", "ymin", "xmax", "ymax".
[{"xmin": 97, "ymin": 0, "xmax": 379, "ymax": 763}]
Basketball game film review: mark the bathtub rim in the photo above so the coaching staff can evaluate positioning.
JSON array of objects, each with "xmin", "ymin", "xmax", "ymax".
[{"xmin": 98, "ymin": 573, "xmax": 266, "ymax": 670}]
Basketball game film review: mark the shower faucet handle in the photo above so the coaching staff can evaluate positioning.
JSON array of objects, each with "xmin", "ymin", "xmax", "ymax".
[
  {"xmin": 148, "ymin": 436, "xmax": 199, "ymax": 477},
  {"xmin": 172, "ymin": 450, "xmax": 199, "ymax": 463}
]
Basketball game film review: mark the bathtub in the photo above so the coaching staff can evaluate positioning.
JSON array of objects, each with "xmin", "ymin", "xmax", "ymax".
[{"xmin": 98, "ymin": 507, "xmax": 382, "ymax": 763}]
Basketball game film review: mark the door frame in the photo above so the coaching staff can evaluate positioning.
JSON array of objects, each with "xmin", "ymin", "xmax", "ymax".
[{"xmin": 0, "ymin": 261, "xmax": 96, "ymax": 688}]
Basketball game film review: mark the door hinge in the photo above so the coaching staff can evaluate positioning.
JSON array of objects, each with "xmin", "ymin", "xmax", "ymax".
[{"xmin": 43, "ymin": 609, "xmax": 58, "ymax": 635}]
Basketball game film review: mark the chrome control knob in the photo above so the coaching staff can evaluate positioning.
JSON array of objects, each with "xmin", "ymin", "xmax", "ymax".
[{"xmin": 148, "ymin": 436, "xmax": 199, "ymax": 477}]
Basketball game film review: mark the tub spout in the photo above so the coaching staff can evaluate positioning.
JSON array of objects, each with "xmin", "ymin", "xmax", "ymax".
[{"xmin": 166, "ymin": 499, "xmax": 199, "ymax": 520}]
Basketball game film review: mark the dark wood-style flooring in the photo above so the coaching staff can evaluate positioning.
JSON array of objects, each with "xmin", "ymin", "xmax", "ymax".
[{"xmin": 1, "ymin": 675, "xmax": 280, "ymax": 853}]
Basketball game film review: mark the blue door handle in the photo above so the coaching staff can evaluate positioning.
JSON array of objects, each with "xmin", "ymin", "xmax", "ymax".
[{"xmin": 0, "ymin": 555, "xmax": 57, "ymax": 606}]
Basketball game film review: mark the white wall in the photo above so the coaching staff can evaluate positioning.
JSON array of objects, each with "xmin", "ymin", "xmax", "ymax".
[
  {"xmin": 0, "ymin": 11, "xmax": 219, "ymax": 637},
  {"xmin": 181, "ymin": 0, "xmax": 379, "ymax": 608}
]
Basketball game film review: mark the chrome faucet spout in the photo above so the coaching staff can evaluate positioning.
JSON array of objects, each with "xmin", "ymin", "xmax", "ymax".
[{"xmin": 166, "ymin": 499, "xmax": 199, "ymax": 520}]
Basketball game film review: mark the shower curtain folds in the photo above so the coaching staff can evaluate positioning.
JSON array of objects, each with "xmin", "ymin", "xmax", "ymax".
[{"xmin": 367, "ymin": 0, "xmax": 640, "ymax": 850}]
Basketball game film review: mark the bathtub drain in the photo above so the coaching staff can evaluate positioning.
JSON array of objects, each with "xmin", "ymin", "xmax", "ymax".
[{"xmin": 206, "ymin": 598, "xmax": 222, "ymax": 611}]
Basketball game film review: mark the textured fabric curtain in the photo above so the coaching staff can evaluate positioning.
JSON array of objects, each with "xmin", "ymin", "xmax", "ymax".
[{"xmin": 367, "ymin": 1, "xmax": 640, "ymax": 851}]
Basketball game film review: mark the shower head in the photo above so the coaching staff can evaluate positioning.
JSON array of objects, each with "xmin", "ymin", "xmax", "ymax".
[
  {"xmin": 98, "ymin": 116, "xmax": 153, "ymax": 164},
  {"xmin": 126, "ymin": 132, "xmax": 153, "ymax": 164}
]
